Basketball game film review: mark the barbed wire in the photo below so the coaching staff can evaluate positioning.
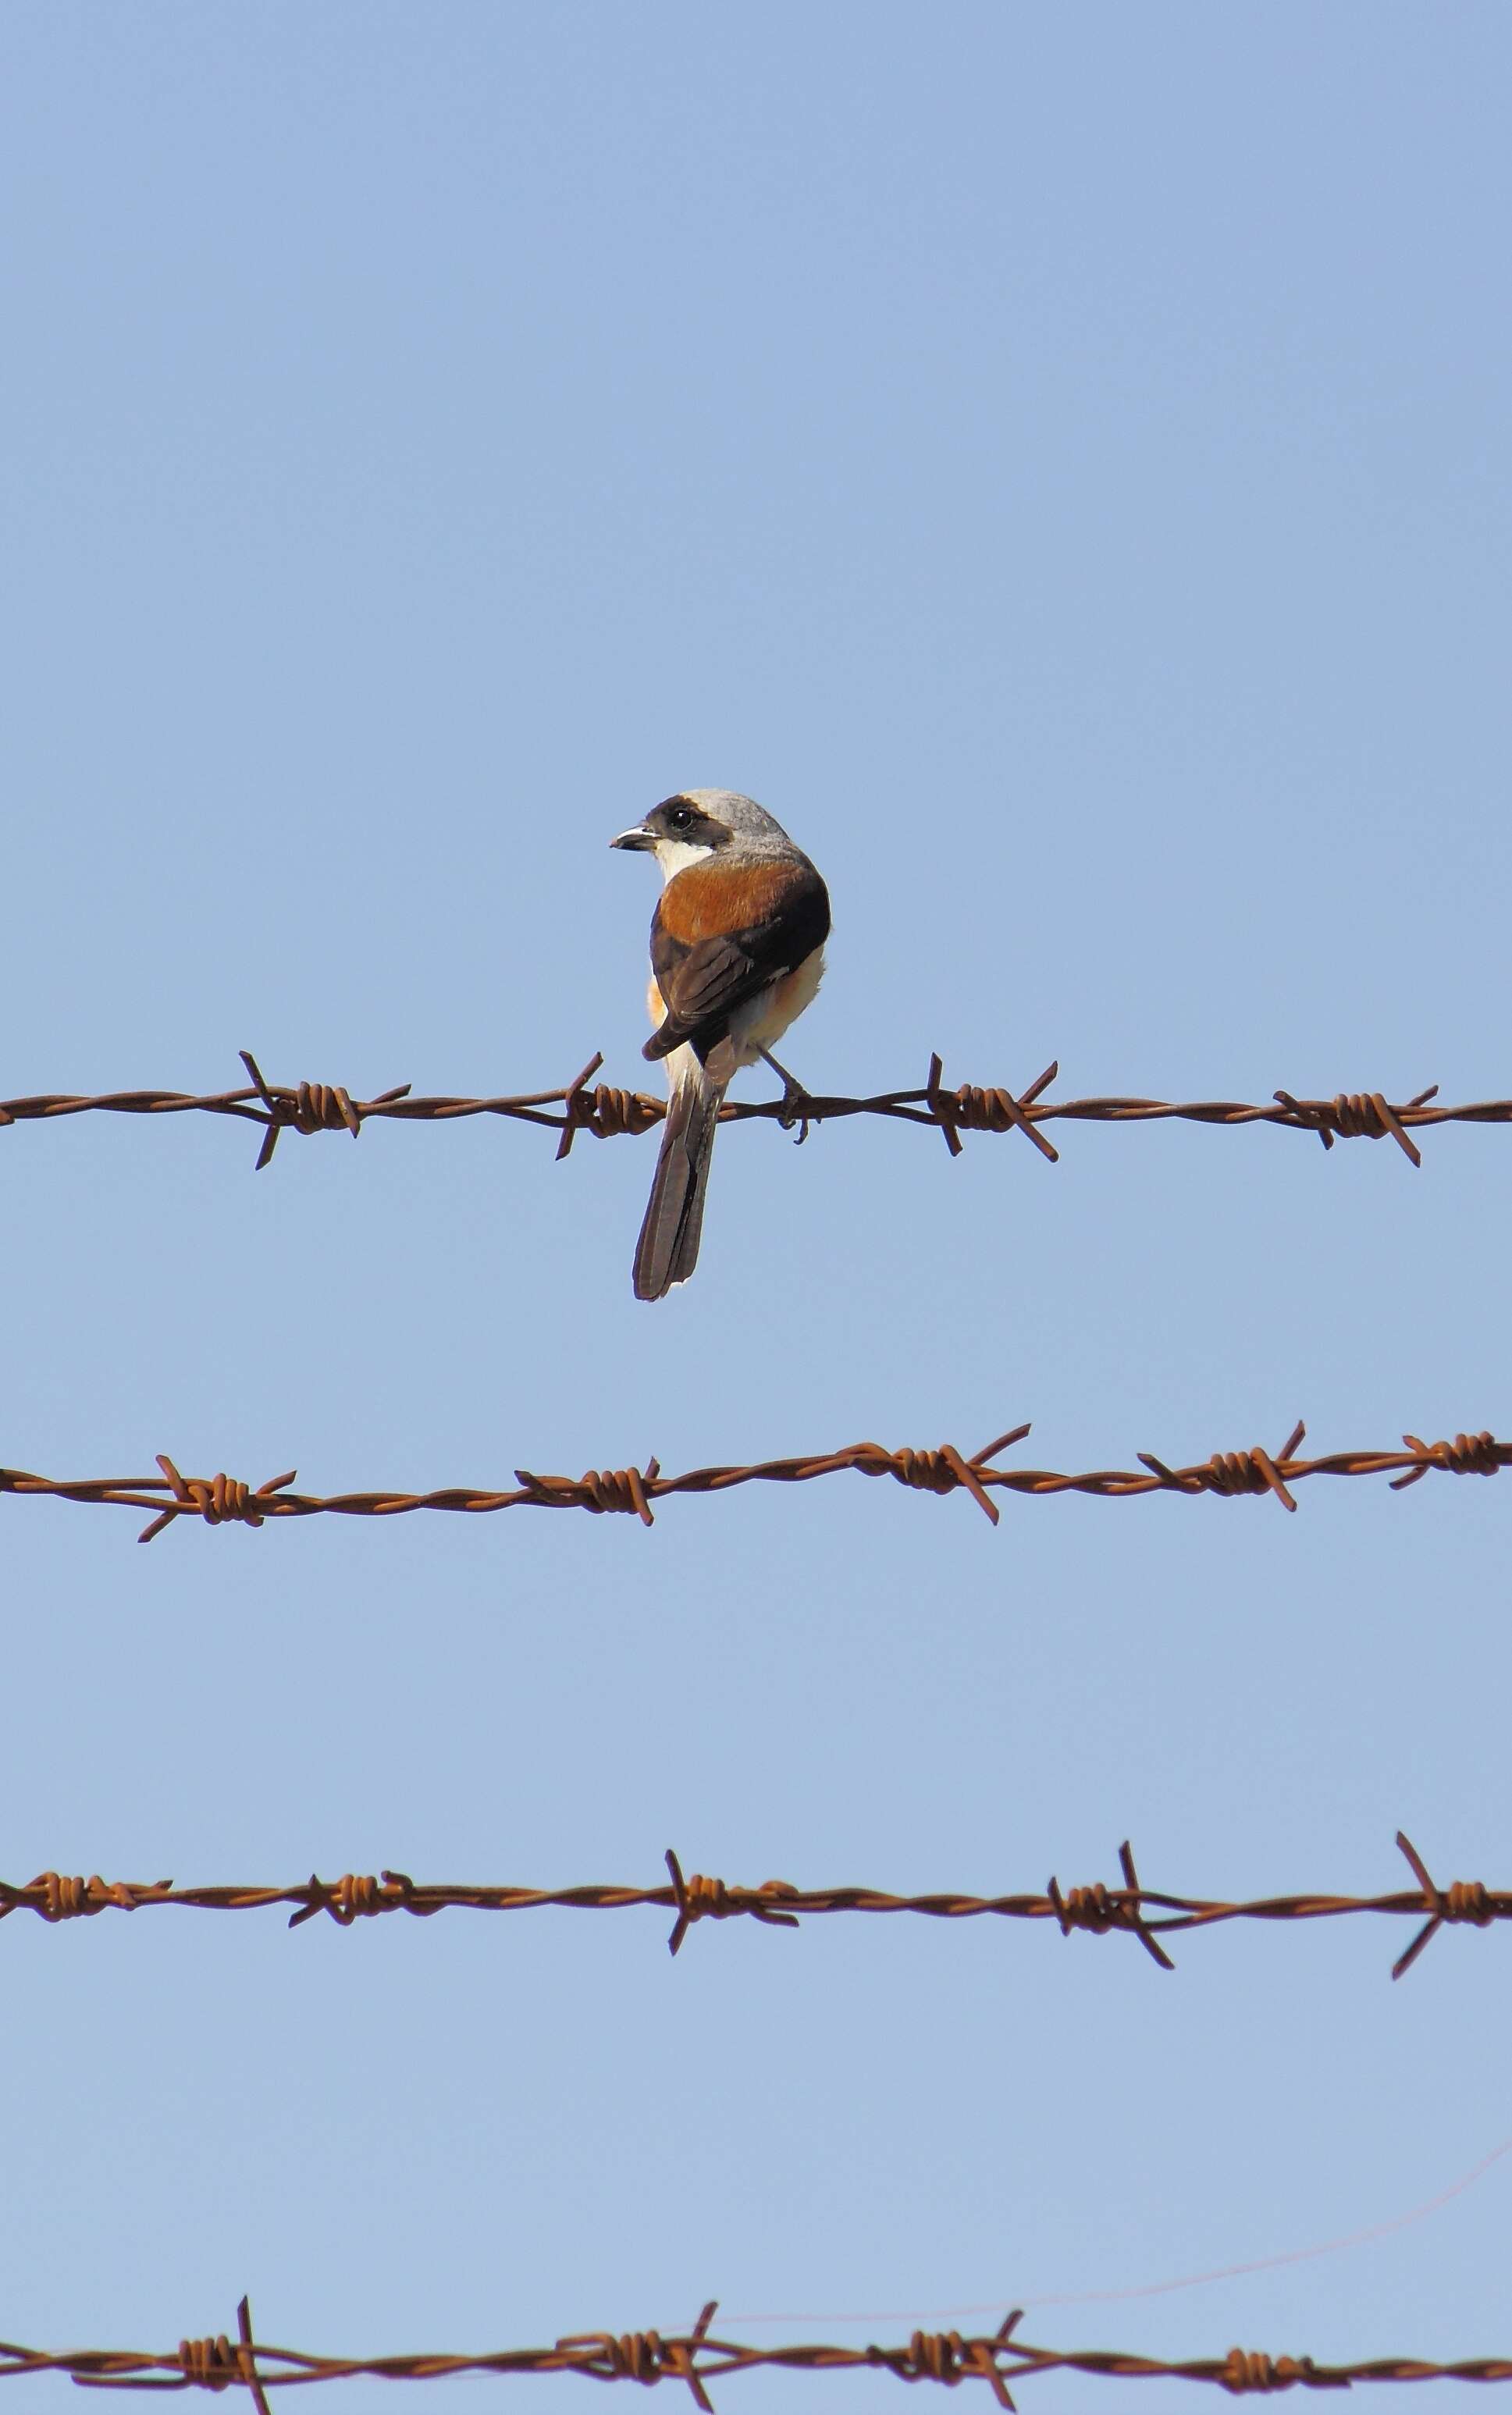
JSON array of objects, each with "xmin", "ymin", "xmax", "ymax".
[
  {"xmin": 0, "ymin": 1835, "xmax": 1498, "ymax": 1983},
  {"xmin": 13, "ymin": 2292, "xmax": 1512, "ymax": 2406},
  {"xmin": 2, "ymin": 1419, "xmax": 1506, "ymax": 1542},
  {"xmin": 2, "ymin": 1047, "xmax": 1507, "ymax": 1169}
]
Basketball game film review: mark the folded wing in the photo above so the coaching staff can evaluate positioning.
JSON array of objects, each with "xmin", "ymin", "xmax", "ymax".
[{"xmin": 645, "ymin": 862, "xmax": 830, "ymax": 1065}]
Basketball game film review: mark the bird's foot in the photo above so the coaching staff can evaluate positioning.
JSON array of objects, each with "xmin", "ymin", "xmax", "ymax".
[{"xmin": 758, "ymin": 1047, "xmax": 814, "ymax": 1143}]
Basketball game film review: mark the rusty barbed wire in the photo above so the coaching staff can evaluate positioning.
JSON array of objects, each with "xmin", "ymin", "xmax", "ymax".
[
  {"xmin": 0, "ymin": 1836, "xmax": 1498, "ymax": 1983},
  {"xmin": 2, "ymin": 1047, "xmax": 1507, "ymax": 1170},
  {"xmin": 1, "ymin": 1419, "xmax": 1506, "ymax": 1543},
  {"xmin": 11, "ymin": 2293, "xmax": 1512, "ymax": 2405}
]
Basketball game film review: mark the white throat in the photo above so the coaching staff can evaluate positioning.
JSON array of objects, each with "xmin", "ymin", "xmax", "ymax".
[{"xmin": 653, "ymin": 838, "xmax": 717, "ymax": 885}]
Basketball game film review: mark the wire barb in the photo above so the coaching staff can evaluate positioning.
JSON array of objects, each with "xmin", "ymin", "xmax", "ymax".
[
  {"xmin": 849, "ymin": 1428, "xmax": 1030, "ymax": 1526},
  {"xmin": 29, "ymin": 2298, "xmax": 1512, "ymax": 2402},
  {"xmin": 23, "ymin": 1872, "xmax": 149, "ymax": 1921},
  {"xmin": 558, "ymin": 2303, "xmax": 720, "ymax": 2411},
  {"xmin": 137, "ymin": 1457, "xmax": 299, "ymax": 1545},
  {"xmin": 1218, "ymin": 2349, "xmax": 1333, "ymax": 2394},
  {"xmin": 892, "ymin": 2327, "xmax": 1021, "ymax": 2409},
  {"xmin": 663, "ymin": 1849, "xmax": 802, "ymax": 1957},
  {"xmin": 1137, "ymin": 1422, "xmax": 1306, "ymax": 1513},
  {"xmin": 2, "ymin": 1833, "xmax": 1502, "ymax": 1983},
  {"xmin": 6, "ymin": 1417, "xmax": 1512, "ymax": 1543},
  {"xmin": 926, "ymin": 1052, "xmax": 1061, "ymax": 1162},
  {"xmin": 1390, "ymin": 1430, "xmax": 1501, "ymax": 1490},
  {"xmin": 239, "ymin": 1049, "xmax": 414, "ymax": 1171},
  {"xmin": 1271, "ymin": 1086, "xmax": 1437, "ymax": 1167},
  {"xmin": 1391, "ymin": 1831, "xmax": 1497, "ymax": 1980},
  {"xmin": 1047, "ymin": 1841, "xmax": 1176, "ymax": 1972},
  {"xmin": 2, "ymin": 1056, "xmax": 1501, "ymax": 1170},
  {"xmin": 553, "ymin": 1054, "xmax": 666, "ymax": 1160},
  {"xmin": 286, "ymin": 1871, "xmax": 418, "ymax": 1930},
  {"xmin": 513, "ymin": 1460, "xmax": 660, "ymax": 1524}
]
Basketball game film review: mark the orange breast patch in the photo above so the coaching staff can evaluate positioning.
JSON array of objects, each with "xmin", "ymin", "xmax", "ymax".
[{"xmin": 657, "ymin": 857, "xmax": 805, "ymax": 944}]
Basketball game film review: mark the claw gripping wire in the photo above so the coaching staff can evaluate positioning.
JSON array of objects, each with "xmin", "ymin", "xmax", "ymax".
[{"xmin": 5, "ymin": 1052, "xmax": 1492, "ymax": 1168}]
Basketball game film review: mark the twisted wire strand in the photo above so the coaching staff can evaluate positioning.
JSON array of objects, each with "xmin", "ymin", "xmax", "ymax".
[
  {"xmin": 15, "ymin": 2296, "xmax": 1512, "ymax": 2406},
  {"xmin": 2, "ymin": 1418, "xmax": 1506, "ymax": 1543},
  {"xmin": 0, "ymin": 1050, "xmax": 1499, "ymax": 1169},
  {"xmin": 0, "ymin": 1836, "xmax": 1499, "ymax": 1982}
]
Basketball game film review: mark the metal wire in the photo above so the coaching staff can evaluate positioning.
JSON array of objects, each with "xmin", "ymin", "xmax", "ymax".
[
  {"xmin": 0, "ymin": 1835, "xmax": 1496, "ymax": 1983},
  {"xmin": 13, "ymin": 2293, "xmax": 1512, "ymax": 2406},
  {"xmin": 6, "ymin": 1066, "xmax": 1507, "ymax": 2400},
  {"xmin": 0, "ymin": 1047, "xmax": 1500, "ymax": 1168},
  {"xmin": 1, "ymin": 1418, "xmax": 1505, "ymax": 1542}
]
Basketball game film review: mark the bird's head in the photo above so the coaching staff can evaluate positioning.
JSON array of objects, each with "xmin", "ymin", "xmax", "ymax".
[{"xmin": 611, "ymin": 791, "xmax": 793, "ymax": 881}]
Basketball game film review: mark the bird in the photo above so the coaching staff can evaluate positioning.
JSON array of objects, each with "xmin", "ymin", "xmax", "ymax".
[{"xmin": 610, "ymin": 790, "xmax": 831, "ymax": 1300}]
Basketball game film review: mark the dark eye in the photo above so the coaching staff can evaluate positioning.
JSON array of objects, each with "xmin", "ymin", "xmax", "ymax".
[{"xmin": 667, "ymin": 805, "xmax": 695, "ymax": 830}]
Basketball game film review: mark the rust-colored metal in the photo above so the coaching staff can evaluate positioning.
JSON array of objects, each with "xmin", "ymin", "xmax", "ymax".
[
  {"xmin": 22, "ymin": 2294, "xmax": 1512, "ymax": 2403},
  {"xmin": 663, "ymin": 1848, "xmax": 802, "ymax": 1958},
  {"xmin": 2, "ymin": 1417, "xmax": 1504, "ymax": 1543},
  {"xmin": 239, "ymin": 1052, "xmax": 372, "ymax": 1170},
  {"xmin": 137, "ymin": 1456, "xmax": 299, "ymax": 1545},
  {"xmin": 925, "ymin": 1054, "xmax": 1062, "ymax": 1163},
  {"xmin": 0, "ymin": 1834, "xmax": 1500, "ymax": 1983},
  {"xmin": 0, "ymin": 1051, "xmax": 1493, "ymax": 1168},
  {"xmin": 1271, "ymin": 1087, "xmax": 1426, "ymax": 1165},
  {"xmin": 7, "ymin": 1046, "xmax": 1499, "ymax": 2402},
  {"xmin": 1046, "ymin": 1840, "xmax": 1175, "ymax": 1971}
]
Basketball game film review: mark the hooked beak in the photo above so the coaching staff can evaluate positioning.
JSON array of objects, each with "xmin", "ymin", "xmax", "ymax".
[{"xmin": 610, "ymin": 824, "xmax": 655, "ymax": 851}]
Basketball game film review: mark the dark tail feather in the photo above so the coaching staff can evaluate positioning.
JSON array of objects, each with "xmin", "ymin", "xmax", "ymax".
[{"xmin": 633, "ymin": 1076, "xmax": 722, "ymax": 1300}]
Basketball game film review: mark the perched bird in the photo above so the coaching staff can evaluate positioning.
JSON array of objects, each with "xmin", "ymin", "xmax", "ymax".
[{"xmin": 611, "ymin": 790, "xmax": 831, "ymax": 1300}]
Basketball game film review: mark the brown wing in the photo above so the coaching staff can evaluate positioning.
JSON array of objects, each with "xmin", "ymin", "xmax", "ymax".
[{"xmin": 645, "ymin": 860, "xmax": 830, "ymax": 1064}]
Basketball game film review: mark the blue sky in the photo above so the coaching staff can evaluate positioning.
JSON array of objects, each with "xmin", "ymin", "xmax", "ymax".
[{"xmin": 2, "ymin": 5, "xmax": 1510, "ymax": 2409}]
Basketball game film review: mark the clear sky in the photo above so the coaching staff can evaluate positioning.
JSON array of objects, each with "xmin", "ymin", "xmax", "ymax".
[{"xmin": 2, "ymin": 5, "xmax": 1510, "ymax": 2409}]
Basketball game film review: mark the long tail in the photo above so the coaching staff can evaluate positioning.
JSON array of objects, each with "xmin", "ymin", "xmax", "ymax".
[{"xmin": 633, "ymin": 1060, "xmax": 724, "ymax": 1300}]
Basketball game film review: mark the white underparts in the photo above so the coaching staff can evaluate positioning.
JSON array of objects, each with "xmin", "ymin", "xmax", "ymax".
[
  {"xmin": 647, "ymin": 946, "xmax": 827, "ymax": 1086},
  {"xmin": 731, "ymin": 945, "xmax": 826, "ymax": 1062},
  {"xmin": 652, "ymin": 838, "xmax": 718, "ymax": 884}
]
